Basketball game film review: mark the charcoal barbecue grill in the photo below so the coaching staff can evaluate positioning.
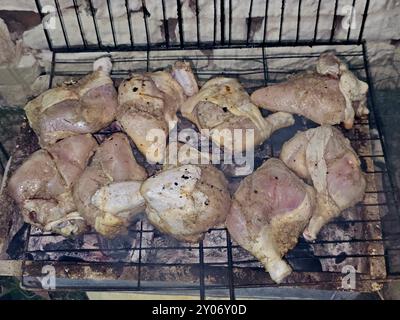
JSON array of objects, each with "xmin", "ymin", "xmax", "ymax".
[{"xmin": 0, "ymin": 0, "xmax": 399, "ymax": 299}]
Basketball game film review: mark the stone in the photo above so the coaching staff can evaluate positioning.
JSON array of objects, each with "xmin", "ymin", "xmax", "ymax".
[
  {"xmin": 16, "ymin": 53, "xmax": 42, "ymax": 82},
  {"xmin": 0, "ymin": 52, "xmax": 41, "ymax": 86},
  {"xmin": 22, "ymin": 22, "xmax": 47, "ymax": 50},
  {"xmin": 31, "ymin": 74, "xmax": 51, "ymax": 96},
  {"xmin": 0, "ymin": 84, "xmax": 30, "ymax": 106},
  {"xmin": 0, "ymin": 0, "xmax": 37, "ymax": 12},
  {"xmin": 0, "ymin": 52, "xmax": 42, "ymax": 107},
  {"xmin": 363, "ymin": 9, "xmax": 400, "ymax": 40},
  {"xmin": 0, "ymin": 18, "xmax": 16, "ymax": 65}
]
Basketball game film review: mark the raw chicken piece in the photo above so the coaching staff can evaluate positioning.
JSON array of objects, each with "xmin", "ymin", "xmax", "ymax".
[
  {"xmin": 8, "ymin": 134, "xmax": 97, "ymax": 236},
  {"xmin": 251, "ymin": 52, "xmax": 368, "ymax": 129},
  {"xmin": 117, "ymin": 62, "xmax": 198, "ymax": 163},
  {"xmin": 181, "ymin": 77, "xmax": 294, "ymax": 153},
  {"xmin": 25, "ymin": 57, "xmax": 117, "ymax": 147},
  {"xmin": 280, "ymin": 125, "xmax": 366, "ymax": 241},
  {"xmin": 226, "ymin": 158, "xmax": 315, "ymax": 283},
  {"xmin": 73, "ymin": 133, "xmax": 148, "ymax": 237},
  {"xmin": 171, "ymin": 61, "xmax": 199, "ymax": 97},
  {"xmin": 140, "ymin": 164, "xmax": 231, "ymax": 242},
  {"xmin": 117, "ymin": 73, "xmax": 169, "ymax": 164}
]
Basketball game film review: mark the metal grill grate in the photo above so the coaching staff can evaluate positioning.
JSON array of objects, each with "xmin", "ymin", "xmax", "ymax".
[
  {"xmin": 19, "ymin": 42, "xmax": 400, "ymax": 297},
  {"xmin": 34, "ymin": 0, "xmax": 371, "ymax": 52}
]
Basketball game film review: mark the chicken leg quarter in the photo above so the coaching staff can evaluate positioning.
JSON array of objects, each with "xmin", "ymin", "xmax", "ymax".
[
  {"xmin": 250, "ymin": 52, "xmax": 368, "ymax": 129},
  {"xmin": 181, "ymin": 77, "xmax": 294, "ymax": 154},
  {"xmin": 25, "ymin": 57, "xmax": 117, "ymax": 147},
  {"xmin": 280, "ymin": 125, "xmax": 366, "ymax": 241},
  {"xmin": 73, "ymin": 133, "xmax": 148, "ymax": 237},
  {"xmin": 140, "ymin": 164, "xmax": 231, "ymax": 242},
  {"xmin": 226, "ymin": 159, "xmax": 315, "ymax": 283},
  {"xmin": 8, "ymin": 134, "xmax": 97, "ymax": 236},
  {"xmin": 117, "ymin": 61, "xmax": 198, "ymax": 164}
]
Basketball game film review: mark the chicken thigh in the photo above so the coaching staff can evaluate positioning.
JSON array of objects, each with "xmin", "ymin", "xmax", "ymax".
[
  {"xmin": 117, "ymin": 61, "xmax": 198, "ymax": 164},
  {"xmin": 280, "ymin": 125, "xmax": 366, "ymax": 241},
  {"xmin": 181, "ymin": 77, "xmax": 294, "ymax": 154},
  {"xmin": 73, "ymin": 133, "xmax": 148, "ymax": 237},
  {"xmin": 25, "ymin": 57, "xmax": 117, "ymax": 147},
  {"xmin": 8, "ymin": 134, "xmax": 97, "ymax": 236},
  {"xmin": 251, "ymin": 52, "xmax": 368, "ymax": 129},
  {"xmin": 140, "ymin": 164, "xmax": 231, "ymax": 242},
  {"xmin": 226, "ymin": 158, "xmax": 315, "ymax": 283}
]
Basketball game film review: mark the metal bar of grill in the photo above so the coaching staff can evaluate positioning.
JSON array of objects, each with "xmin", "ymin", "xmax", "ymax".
[
  {"xmin": 125, "ymin": 0, "xmax": 134, "ymax": 47},
  {"xmin": 161, "ymin": 0, "xmax": 169, "ymax": 47},
  {"xmin": 198, "ymin": 241, "xmax": 205, "ymax": 299},
  {"xmin": 220, "ymin": 0, "xmax": 226, "ymax": 45},
  {"xmin": 262, "ymin": 0, "xmax": 269, "ymax": 44},
  {"xmin": 347, "ymin": 0, "xmax": 357, "ymax": 41},
  {"xmin": 279, "ymin": 0, "xmax": 285, "ymax": 43},
  {"xmin": 330, "ymin": 0, "xmax": 339, "ymax": 43},
  {"xmin": 54, "ymin": 0, "xmax": 70, "ymax": 49},
  {"xmin": 142, "ymin": 0, "xmax": 150, "ymax": 50},
  {"xmin": 295, "ymin": 0, "xmax": 302, "ymax": 43},
  {"xmin": 358, "ymin": 0, "xmax": 370, "ymax": 44},
  {"xmin": 35, "ymin": 0, "xmax": 53, "ymax": 51},
  {"xmin": 228, "ymin": 0, "xmax": 232, "ymax": 45},
  {"xmin": 246, "ymin": 0, "xmax": 254, "ymax": 45},
  {"xmin": 313, "ymin": 0, "xmax": 322, "ymax": 42},
  {"xmin": 87, "ymin": 0, "xmax": 102, "ymax": 48},
  {"xmin": 72, "ymin": 0, "xmax": 87, "ymax": 48},
  {"xmin": 195, "ymin": 0, "xmax": 200, "ymax": 46},
  {"xmin": 213, "ymin": 0, "xmax": 217, "ymax": 45},
  {"xmin": 176, "ymin": 0, "xmax": 185, "ymax": 48},
  {"xmin": 106, "ymin": 0, "xmax": 117, "ymax": 47}
]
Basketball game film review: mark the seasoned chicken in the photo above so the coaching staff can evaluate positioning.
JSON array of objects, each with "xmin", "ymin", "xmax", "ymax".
[
  {"xmin": 25, "ymin": 57, "xmax": 117, "ymax": 146},
  {"xmin": 181, "ymin": 77, "xmax": 294, "ymax": 154},
  {"xmin": 280, "ymin": 125, "xmax": 366, "ymax": 241},
  {"xmin": 8, "ymin": 134, "xmax": 97, "ymax": 236},
  {"xmin": 226, "ymin": 158, "xmax": 315, "ymax": 283},
  {"xmin": 171, "ymin": 61, "xmax": 199, "ymax": 97},
  {"xmin": 117, "ymin": 61, "xmax": 198, "ymax": 164},
  {"xmin": 140, "ymin": 164, "xmax": 231, "ymax": 242},
  {"xmin": 251, "ymin": 52, "xmax": 368, "ymax": 129},
  {"xmin": 73, "ymin": 133, "xmax": 148, "ymax": 238}
]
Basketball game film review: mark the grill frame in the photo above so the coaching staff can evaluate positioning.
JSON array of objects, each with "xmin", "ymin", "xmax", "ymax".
[
  {"xmin": 0, "ymin": 0, "xmax": 395, "ymax": 298},
  {"xmin": 17, "ymin": 42, "xmax": 400, "ymax": 297}
]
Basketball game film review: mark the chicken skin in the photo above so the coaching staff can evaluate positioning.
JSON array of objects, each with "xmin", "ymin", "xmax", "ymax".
[
  {"xmin": 73, "ymin": 133, "xmax": 147, "ymax": 237},
  {"xmin": 251, "ymin": 52, "xmax": 368, "ymax": 129},
  {"xmin": 181, "ymin": 77, "xmax": 294, "ymax": 154},
  {"xmin": 8, "ymin": 134, "xmax": 97, "ymax": 236},
  {"xmin": 25, "ymin": 57, "xmax": 117, "ymax": 147},
  {"xmin": 117, "ymin": 61, "xmax": 198, "ymax": 164},
  {"xmin": 226, "ymin": 158, "xmax": 315, "ymax": 283},
  {"xmin": 280, "ymin": 125, "xmax": 366, "ymax": 241},
  {"xmin": 140, "ymin": 164, "xmax": 231, "ymax": 242}
]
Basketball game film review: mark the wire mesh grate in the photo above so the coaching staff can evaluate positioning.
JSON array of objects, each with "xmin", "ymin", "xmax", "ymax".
[{"xmin": 19, "ymin": 43, "xmax": 400, "ymax": 298}]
